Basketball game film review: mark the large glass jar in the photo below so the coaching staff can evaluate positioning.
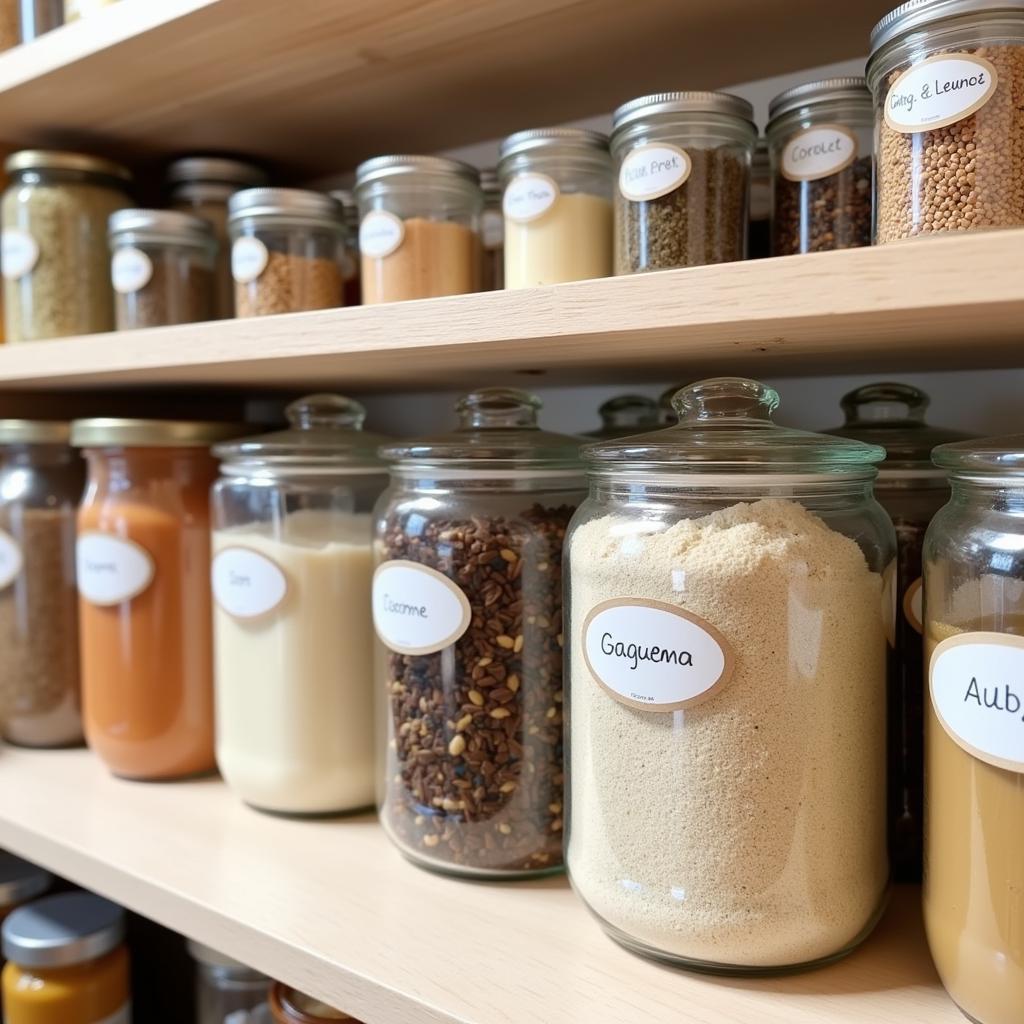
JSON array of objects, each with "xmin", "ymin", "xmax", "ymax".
[
  {"xmin": 498, "ymin": 128, "xmax": 612, "ymax": 288},
  {"xmin": 766, "ymin": 77, "xmax": 873, "ymax": 255},
  {"xmin": 868, "ymin": 0, "xmax": 1024, "ymax": 242},
  {"xmin": 583, "ymin": 394, "xmax": 660, "ymax": 439},
  {"xmin": 1, "ymin": 151, "xmax": 132, "ymax": 341},
  {"xmin": 0, "ymin": 853, "xmax": 50, "ymax": 925},
  {"xmin": 211, "ymin": 395, "xmax": 389, "ymax": 816},
  {"xmin": 0, "ymin": 420, "xmax": 84, "ymax": 748},
  {"xmin": 73, "ymin": 418, "xmax": 240, "ymax": 780},
  {"xmin": 611, "ymin": 93, "xmax": 755, "ymax": 274},
  {"xmin": 923, "ymin": 436, "xmax": 1024, "ymax": 1024},
  {"xmin": 565, "ymin": 378, "xmax": 892, "ymax": 973},
  {"xmin": 373, "ymin": 388, "xmax": 585, "ymax": 877},
  {"xmin": 355, "ymin": 155, "xmax": 482, "ymax": 304},
  {"xmin": 189, "ymin": 941, "xmax": 270, "ymax": 1024}
]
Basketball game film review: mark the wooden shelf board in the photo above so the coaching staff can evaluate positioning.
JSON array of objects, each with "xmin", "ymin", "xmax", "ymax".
[{"xmin": 0, "ymin": 747, "xmax": 958, "ymax": 1024}]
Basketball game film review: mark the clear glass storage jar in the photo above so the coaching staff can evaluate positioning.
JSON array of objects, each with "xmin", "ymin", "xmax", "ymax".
[
  {"xmin": 73, "ymin": 418, "xmax": 240, "ymax": 780},
  {"xmin": 189, "ymin": 941, "xmax": 270, "ymax": 1024},
  {"xmin": 923, "ymin": 436, "xmax": 1024, "ymax": 1024},
  {"xmin": 583, "ymin": 394, "xmax": 660, "ymax": 439},
  {"xmin": 0, "ymin": 853, "xmax": 50, "ymax": 926},
  {"xmin": 373, "ymin": 388, "xmax": 585, "ymax": 877},
  {"xmin": 18, "ymin": 0, "xmax": 61, "ymax": 41},
  {"xmin": 610, "ymin": 92, "xmax": 755, "ymax": 274},
  {"xmin": 565, "ymin": 378, "xmax": 893, "ymax": 973},
  {"xmin": 355, "ymin": 155, "xmax": 482, "ymax": 304},
  {"xmin": 0, "ymin": 420, "xmax": 84, "ymax": 748},
  {"xmin": 766, "ymin": 77, "xmax": 873, "ymax": 255},
  {"xmin": 327, "ymin": 188, "xmax": 361, "ymax": 307},
  {"xmin": 229, "ymin": 188, "xmax": 345, "ymax": 317},
  {"xmin": 498, "ymin": 128, "xmax": 612, "ymax": 288},
  {"xmin": 109, "ymin": 209, "xmax": 216, "ymax": 329},
  {"xmin": 211, "ymin": 395, "xmax": 389, "ymax": 816},
  {"xmin": 868, "ymin": 0, "xmax": 1024, "ymax": 242},
  {"xmin": 2, "ymin": 151, "xmax": 132, "ymax": 341}
]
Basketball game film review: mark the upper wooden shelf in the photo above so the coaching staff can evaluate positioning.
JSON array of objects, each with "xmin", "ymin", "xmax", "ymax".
[{"xmin": 0, "ymin": 0, "xmax": 894, "ymax": 175}]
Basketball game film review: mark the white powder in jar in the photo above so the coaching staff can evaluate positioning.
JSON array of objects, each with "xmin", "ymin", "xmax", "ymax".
[{"xmin": 567, "ymin": 498, "xmax": 888, "ymax": 968}]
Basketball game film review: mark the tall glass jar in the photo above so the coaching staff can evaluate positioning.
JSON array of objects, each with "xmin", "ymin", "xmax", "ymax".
[
  {"xmin": 923, "ymin": 436, "xmax": 1024, "ymax": 1024},
  {"xmin": 868, "ymin": 1, "xmax": 1024, "ymax": 242},
  {"xmin": 583, "ymin": 394, "xmax": 660, "ymax": 439},
  {"xmin": 355, "ymin": 155, "xmax": 482, "ymax": 304},
  {"xmin": 0, "ymin": 420, "xmax": 83, "ymax": 748},
  {"xmin": 766, "ymin": 78, "xmax": 873, "ymax": 255},
  {"xmin": 211, "ymin": 395, "xmax": 389, "ymax": 816},
  {"xmin": 188, "ymin": 941, "xmax": 270, "ymax": 1024},
  {"xmin": 611, "ymin": 92, "xmax": 755, "ymax": 274},
  {"xmin": 2, "ymin": 151, "xmax": 132, "ymax": 341},
  {"xmin": 565, "ymin": 378, "xmax": 892, "ymax": 973},
  {"xmin": 374, "ymin": 388, "xmax": 585, "ymax": 877},
  {"xmin": 498, "ymin": 128, "xmax": 612, "ymax": 288}
]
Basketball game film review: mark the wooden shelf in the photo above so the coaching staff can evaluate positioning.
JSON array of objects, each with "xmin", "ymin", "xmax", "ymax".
[{"xmin": 0, "ymin": 746, "xmax": 958, "ymax": 1024}]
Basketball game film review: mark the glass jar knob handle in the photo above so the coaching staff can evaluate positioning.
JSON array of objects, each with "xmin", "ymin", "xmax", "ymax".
[
  {"xmin": 671, "ymin": 377, "xmax": 781, "ymax": 423},
  {"xmin": 457, "ymin": 387, "xmax": 542, "ymax": 430},
  {"xmin": 840, "ymin": 383, "xmax": 928, "ymax": 425},
  {"xmin": 286, "ymin": 393, "xmax": 366, "ymax": 431}
]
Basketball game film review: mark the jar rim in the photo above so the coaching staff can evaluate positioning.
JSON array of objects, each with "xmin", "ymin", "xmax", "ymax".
[
  {"xmin": 933, "ymin": 434, "xmax": 1024, "ymax": 475},
  {"xmin": 612, "ymin": 91, "xmax": 755, "ymax": 133},
  {"xmin": 354, "ymin": 154, "xmax": 479, "ymax": 189},
  {"xmin": 229, "ymin": 188, "xmax": 343, "ymax": 227},
  {"xmin": 165, "ymin": 156, "xmax": 268, "ymax": 189},
  {"xmin": 0, "ymin": 419, "xmax": 71, "ymax": 444},
  {"xmin": 109, "ymin": 208, "xmax": 214, "ymax": 244},
  {"xmin": 870, "ymin": 0, "xmax": 1024, "ymax": 53},
  {"xmin": 71, "ymin": 418, "xmax": 245, "ymax": 448}
]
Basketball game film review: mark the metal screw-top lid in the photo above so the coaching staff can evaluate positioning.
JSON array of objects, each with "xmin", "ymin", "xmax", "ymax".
[
  {"xmin": 870, "ymin": 0, "xmax": 1024, "ymax": 53},
  {"xmin": 612, "ymin": 92, "xmax": 755, "ymax": 133},
  {"xmin": 228, "ymin": 188, "xmax": 343, "ymax": 226},
  {"xmin": 0, "ymin": 420, "xmax": 71, "ymax": 445},
  {"xmin": 71, "ymin": 418, "xmax": 245, "ymax": 448},
  {"xmin": 354, "ymin": 155, "xmax": 479, "ymax": 190},
  {"xmin": 165, "ymin": 156, "xmax": 268, "ymax": 189},
  {"xmin": 109, "ymin": 208, "xmax": 214, "ymax": 244},
  {"xmin": 2, "ymin": 893, "xmax": 124, "ymax": 968},
  {"xmin": 5, "ymin": 150, "xmax": 132, "ymax": 182},
  {"xmin": 498, "ymin": 127, "xmax": 609, "ymax": 162},
  {"xmin": 0, "ymin": 853, "xmax": 51, "ymax": 908},
  {"xmin": 768, "ymin": 77, "xmax": 872, "ymax": 123}
]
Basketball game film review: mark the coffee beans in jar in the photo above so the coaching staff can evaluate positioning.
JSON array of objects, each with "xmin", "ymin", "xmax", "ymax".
[{"xmin": 373, "ymin": 389, "xmax": 584, "ymax": 878}]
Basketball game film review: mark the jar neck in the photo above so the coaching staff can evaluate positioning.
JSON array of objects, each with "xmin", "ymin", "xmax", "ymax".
[{"xmin": 949, "ymin": 476, "xmax": 1024, "ymax": 513}]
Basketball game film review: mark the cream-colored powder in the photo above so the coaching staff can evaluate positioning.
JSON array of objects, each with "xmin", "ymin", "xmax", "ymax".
[{"xmin": 567, "ymin": 498, "xmax": 888, "ymax": 968}]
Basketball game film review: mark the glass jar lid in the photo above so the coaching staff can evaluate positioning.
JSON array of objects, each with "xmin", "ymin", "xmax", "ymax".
[
  {"xmin": 612, "ymin": 91, "xmax": 755, "ymax": 133},
  {"xmin": 5, "ymin": 149, "xmax": 132, "ymax": 182},
  {"xmin": 870, "ymin": 0, "xmax": 1024, "ymax": 53},
  {"xmin": 933, "ymin": 435, "xmax": 1024, "ymax": 477},
  {"xmin": 767, "ymin": 77, "xmax": 872, "ymax": 123},
  {"xmin": 0, "ymin": 420, "xmax": 71, "ymax": 444},
  {"xmin": 71, "ymin": 419, "xmax": 244, "ymax": 448},
  {"xmin": 109, "ymin": 208, "xmax": 214, "ymax": 246},
  {"xmin": 354, "ymin": 154, "xmax": 479, "ymax": 190},
  {"xmin": 0, "ymin": 853, "xmax": 51, "ymax": 907},
  {"xmin": 584, "ymin": 394, "xmax": 660, "ymax": 438},
  {"xmin": 584, "ymin": 378, "xmax": 885, "ymax": 475},
  {"xmin": 1, "ymin": 893, "xmax": 124, "ymax": 968},
  {"xmin": 165, "ymin": 156, "xmax": 268, "ymax": 189},
  {"xmin": 228, "ymin": 188, "xmax": 344, "ymax": 229}
]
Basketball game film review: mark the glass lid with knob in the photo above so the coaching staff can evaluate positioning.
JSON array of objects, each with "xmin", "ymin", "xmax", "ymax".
[{"xmin": 584, "ymin": 394, "xmax": 660, "ymax": 439}]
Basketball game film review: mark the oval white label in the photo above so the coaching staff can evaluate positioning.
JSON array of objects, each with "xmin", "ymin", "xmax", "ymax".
[
  {"xmin": 582, "ymin": 599, "xmax": 734, "ymax": 712},
  {"xmin": 231, "ymin": 236, "xmax": 269, "ymax": 284},
  {"xmin": 885, "ymin": 54, "xmax": 999, "ymax": 134},
  {"xmin": 1, "ymin": 229, "xmax": 40, "ymax": 280},
  {"xmin": 76, "ymin": 532, "xmax": 155, "ymax": 606},
  {"xmin": 781, "ymin": 125, "xmax": 858, "ymax": 181},
  {"xmin": 619, "ymin": 143, "xmax": 692, "ymax": 201},
  {"xmin": 503, "ymin": 173, "xmax": 559, "ymax": 223},
  {"xmin": 111, "ymin": 246, "xmax": 153, "ymax": 294},
  {"xmin": 0, "ymin": 529, "xmax": 24, "ymax": 590},
  {"xmin": 904, "ymin": 577, "xmax": 923, "ymax": 634},
  {"xmin": 930, "ymin": 632, "xmax": 1024, "ymax": 774},
  {"xmin": 372, "ymin": 559, "xmax": 471, "ymax": 656},
  {"xmin": 212, "ymin": 546, "xmax": 288, "ymax": 620},
  {"xmin": 359, "ymin": 210, "xmax": 405, "ymax": 259}
]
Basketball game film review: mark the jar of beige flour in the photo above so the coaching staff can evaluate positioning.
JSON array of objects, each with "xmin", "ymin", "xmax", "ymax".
[{"xmin": 565, "ymin": 377, "xmax": 893, "ymax": 973}]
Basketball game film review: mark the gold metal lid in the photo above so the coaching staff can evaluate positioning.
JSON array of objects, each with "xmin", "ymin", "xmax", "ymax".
[
  {"xmin": 0, "ymin": 420, "xmax": 71, "ymax": 444},
  {"xmin": 70, "ymin": 419, "xmax": 245, "ymax": 448},
  {"xmin": 5, "ymin": 150, "xmax": 132, "ymax": 182}
]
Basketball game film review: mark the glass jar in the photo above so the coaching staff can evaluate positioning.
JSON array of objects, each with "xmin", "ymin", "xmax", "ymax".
[
  {"xmin": 583, "ymin": 394, "xmax": 660, "ymax": 439},
  {"xmin": 610, "ymin": 92, "xmax": 755, "ymax": 274},
  {"xmin": 17, "ymin": 0, "xmax": 61, "ymax": 40},
  {"xmin": 868, "ymin": 1, "xmax": 1024, "ymax": 243},
  {"xmin": 0, "ymin": 853, "xmax": 50, "ymax": 925},
  {"xmin": 2, "ymin": 151, "xmax": 132, "ymax": 342},
  {"xmin": 327, "ymin": 188, "xmax": 361, "ymax": 307},
  {"xmin": 374, "ymin": 388, "xmax": 585, "ymax": 877},
  {"xmin": 109, "ymin": 209, "xmax": 216, "ymax": 330},
  {"xmin": 269, "ymin": 983, "xmax": 360, "ymax": 1023},
  {"xmin": 478, "ymin": 168, "xmax": 504, "ymax": 290},
  {"xmin": 498, "ymin": 128, "xmax": 612, "ymax": 288},
  {"xmin": 72, "ymin": 418, "xmax": 240, "ymax": 780},
  {"xmin": 229, "ymin": 188, "xmax": 345, "ymax": 317},
  {"xmin": 188, "ymin": 941, "xmax": 270, "ymax": 1024},
  {"xmin": 766, "ymin": 77, "xmax": 873, "ymax": 255},
  {"xmin": 923, "ymin": 436, "xmax": 1024, "ymax": 1024},
  {"xmin": 167, "ymin": 156, "xmax": 268, "ymax": 320},
  {"xmin": 748, "ymin": 138, "xmax": 771, "ymax": 259},
  {"xmin": 1, "ymin": 893, "xmax": 129, "ymax": 1024},
  {"xmin": 658, "ymin": 382, "xmax": 688, "ymax": 424},
  {"xmin": 63, "ymin": 0, "xmax": 117, "ymax": 21},
  {"xmin": 0, "ymin": 420, "xmax": 84, "ymax": 748},
  {"xmin": 211, "ymin": 395, "xmax": 389, "ymax": 816},
  {"xmin": 355, "ymin": 155, "xmax": 482, "ymax": 304},
  {"xmin": 565, "ymin": 378, "xmax": 892, "ymax": 973},
  {"xmin": 826, "ymin": 383, "xmax": 970, "ymax": 882}
]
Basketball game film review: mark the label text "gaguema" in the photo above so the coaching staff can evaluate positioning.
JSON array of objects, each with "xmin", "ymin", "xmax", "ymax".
[{"xmin": 600, "ymin": 632, "xmax": 693, "ymax": 671}]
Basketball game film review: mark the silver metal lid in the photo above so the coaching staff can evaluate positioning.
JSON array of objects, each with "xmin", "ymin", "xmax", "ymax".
[
  {"xmin": 768, "ymin": 77, "xmax": 872, "ymax": 123},
  {"xmin": 498, "ymin": 127, "xmax": 609, "ymax": 161},
  {"xmin": 2, "ymin": 893, "xmax": 124, "ymax": 968},
  {"xmin": 228, "ymin": 188, "xmax": 343, "ymax": 225},
  {"xmin": 5, "ymin": 150, "xmax": 132, "ymax": 182},
  {"xmin": 165, "ymin": 156, "xmax": 268, "ymax": 189},
  {"xmin": 354, "ymin": 155, "xmax": 479, "ymax": 189},
  {"xmin": 0, "ymin": 853, "xmax": 51, "ymax": 908},
  {"xmin": 612, "ymin": 92, "xmax": 755, "ymax": 132},
  {"xmin": 0, "ymin": 419, "xmax": 71, "ymax": 444},
  {"xmin": 109, "ymin": 208, "xmax": 214, "ymax": 243},
  {"xmin": 871, "ymin": 0, "xmax": 1024, "ymax": 52},
  {"xmin": 71, "ymin": 418, "xmax": 244, "ymax": 448}
]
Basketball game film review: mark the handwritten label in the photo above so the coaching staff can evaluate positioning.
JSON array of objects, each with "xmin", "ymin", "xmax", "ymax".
[
  {"xmin": 0, "ymin": 529, "xmax": 23, "ymax": 590},
  {"xmin": 76, "ymin": 533, "xmax": 154, "ymax": 606},
  {"xmin": 904, "ymin": 577, "xmax": 923, "ymax": 634},
  {"xmin": 111, "ymin": 247, "xmax": 153, "ymax": 294},
  {"xmin": 618, "ymin": 144, "xmax": 692, "ymax": 201},
  {"xmin": 212, "ymin": 546, "xmax": 288, "ymax": 619},
  {"xmin": 582, "ymin": 599, "xmax": 733, "ymax": 712},
  {"xmin": 503, "ymin": 173, "xmax": 559, "ymax": 223},
  {"xmin": 781, "ymin": 125, "xmax": 857, "ymax": 181},
  {"xmin": 931, "ymin": 632, "xmax": 1024, "ymax": 773},
  {"xmin": 372, "ymin": 560, "xmax": 471, "ymax": 655},
  {"xmin": 231, "ymin": 236, "xmax": 269, "ymax": 284},
  {"xmin": 1, "ymin": 229, "xmax": 39, "ymax": 279},
  {"xmin": 885, "ymin": 54, "xmax": 999, "ymax": 133},
  {"xmin": 359, "ymin": 211, "xmax": 405, "ymax": 259}
]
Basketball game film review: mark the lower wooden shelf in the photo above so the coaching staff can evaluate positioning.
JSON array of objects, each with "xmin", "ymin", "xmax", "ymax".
[{"xmin": 0, "ymin": 746, "xmax": 958, "ymax": 1024}]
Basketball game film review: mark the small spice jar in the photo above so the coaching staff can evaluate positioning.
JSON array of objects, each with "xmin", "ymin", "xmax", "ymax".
[
  {"xmin": 17, "ymin": 0, "xmax": 62, "ymax": 41},
  {"xmin": 924, "ymin": 436, "xmax": 1024, "ymax": 1024},
  {"xmin": 0, "ymin": 853, "xmax": 51, "ymax": 925},
  {"xmin": 229, "ymin": 188, "xmax": 345, "ymax": 317},
  {"xmin": 373, "ymin": 388, "xmax": 584, "ymax": 877},
  {"xmin": 109, "ymin": 209, "xmax": 216, "ymax": 330},
  {"xmin": 610, "ymin": 92, "xmax": 755, "ymax": 274},
  {"xmin": 565, "ymin": 378, "xmax": 892, "ymax": 972},
  {"xmin": 355, "ymin": 155, "xmax": 482, "ymax": 304},
  {"xmin": 583, "ymin": 394, "xmax": 660, "ymax": 439},
  {"xmin": 868, "ymin": 0, "xmax": 1024, "ymax": 242},
  {"xmin": 2, "ymin": 151, "xmax": 132, "ymax": 342},
  {"xmin": 1, "ymin": 893, "xmax": 129, "ymax": 1024},
  {"xmin": 211, "ymin": 395, "xmax": 389, "ymax": 816},
  {"xmin": 498, "ymin": 128, "xmax": 612, "ymax": 288},
  {"xmin": 766, "ymin": 77, "xmax": 873, "ymax": 255},
  {"xmin": 327, "ymin": 188, "xmax": 361, "ymax": 306},
  {"xmin": 748, "ymin": 138, "xmax": 771, "ymax": 259},
  {"xmin": 188, "ymin": 941, "xmax": 270, "ymax": 1024},
  {"xmin": 270, "ymin": 983, "xmax": 361, "ymax": 1023},
  {"xmin": 478, "ymin": 168, "xmax": 504, "ymax": 290},
  {"xmin": 73, "ymin": 418, "xmax": 240, "ymax": 780},
  {"xmin": 0, "ymin": 420, "xmax": 84, "ymax": 749}
]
